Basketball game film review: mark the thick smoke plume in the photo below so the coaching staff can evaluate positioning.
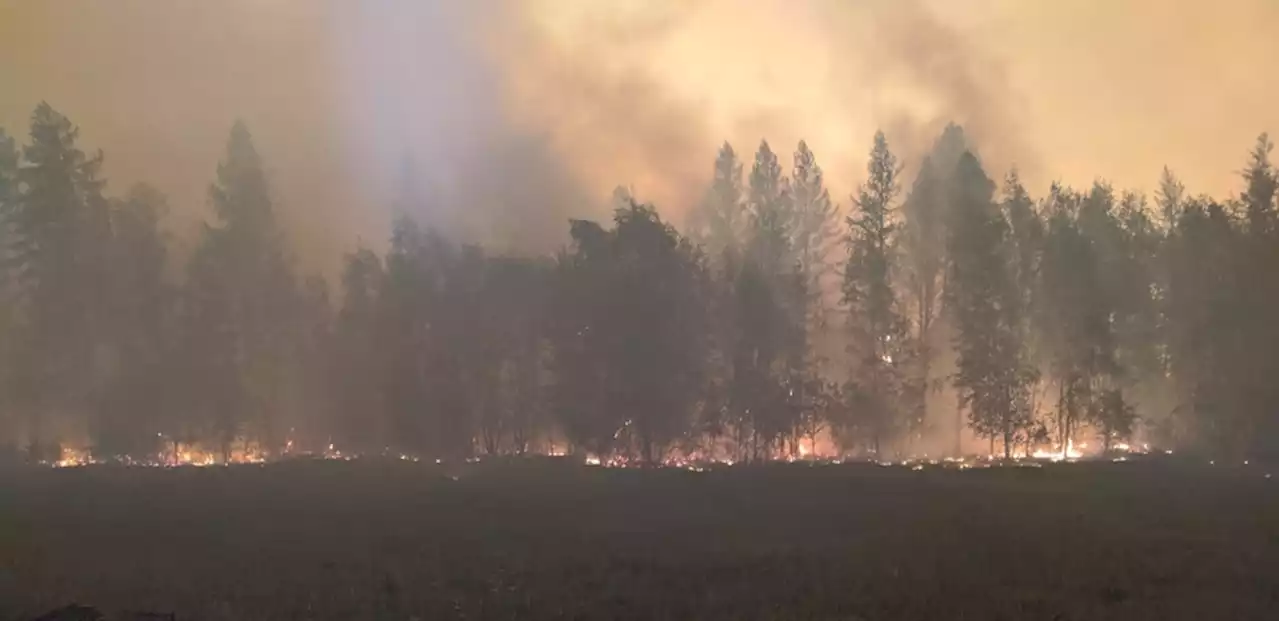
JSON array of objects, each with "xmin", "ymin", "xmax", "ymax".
[{"xmin": 1, "ymin": 0, "xmax": 1274, "ymax": 269}]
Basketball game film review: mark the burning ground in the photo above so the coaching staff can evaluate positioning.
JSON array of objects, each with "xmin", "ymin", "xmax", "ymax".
[{"xmin": 1, "ymin": 457, "xmax": 1273, "ymax": 620}]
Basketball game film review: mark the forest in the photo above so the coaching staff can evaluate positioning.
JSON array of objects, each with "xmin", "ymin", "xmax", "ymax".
[{"xmin": 0, "ymin": 103, "xmax": 1275, "ymax": 466}]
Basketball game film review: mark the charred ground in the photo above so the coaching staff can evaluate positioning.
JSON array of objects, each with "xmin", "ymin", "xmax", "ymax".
[{"xmin": 2, "ymin": 458, "xmax": 1273, "ymax": 621}]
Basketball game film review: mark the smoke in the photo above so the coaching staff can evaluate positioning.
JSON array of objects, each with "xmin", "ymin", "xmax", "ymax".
[
  {"xmin": 338, "ymin": 0, "xmax": 716, "ymax": 254},
  {"xmin": 1, "ymin": 0, "xmax": 1274, "ymax": 271},
  {"xmin": 820, "ymin": 0, "xmax": 1036, "ymax": 177},
  {"xmin": 384, "ymin": 0, "xmax": 1038, "ymax": 242}
]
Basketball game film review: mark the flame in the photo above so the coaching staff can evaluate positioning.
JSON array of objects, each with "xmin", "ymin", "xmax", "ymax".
[
  {"xmin": 42, "ymin": 427, "xmax": 1172, "ymax": 471},
  {"xmin": 1031, "ymin": 438, "xmax": 1084, "ymax": 462},
  {"xmin": 53, "ymin": 447, "xmax": 93, "ymax": 468}
]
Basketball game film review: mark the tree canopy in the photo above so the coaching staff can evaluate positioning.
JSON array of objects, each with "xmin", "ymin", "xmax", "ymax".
[{"xmin": 0, "ymin": 104, "xmax": 1274, "ymax": 464}]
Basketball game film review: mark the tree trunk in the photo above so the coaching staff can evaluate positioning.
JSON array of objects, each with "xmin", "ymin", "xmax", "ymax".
[{"xmin": 1057, "ymin": 381, "xmax": 1066, "ymax": 458}]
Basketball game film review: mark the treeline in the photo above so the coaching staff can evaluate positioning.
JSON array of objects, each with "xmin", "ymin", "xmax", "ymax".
[{"xmin": 0, "ymin": 103, "xmax": 1274, "ymax": 463}]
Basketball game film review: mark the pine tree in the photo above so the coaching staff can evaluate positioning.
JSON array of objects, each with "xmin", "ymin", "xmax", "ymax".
[
  {"xmin": 789, "ymin": 140, "xmax": 839, "ymax": 313},
  {"xmin": 0, "ymin": 128, "xmax": 17, "ymax": 249},
  {"xmin": 1163, "ymin": 198, "xmax": 1240, "ymax": 454},
  {"xmin": 730, "ymin": 140, "xmax": 803, "ymax": 457},
  {"xmin": 0, "ymin": 128, "xmax": 19, "ymax": 445},
  {"xmin": 183, "ymin": 121, "xmax": 298, "ymax": 458},
  {"xmin": 95, "ymin": 184, "xmax": 172, "ymax": 457},
  {"xmin": 1000, "ymin": 171, "xmax": 1044, "ymax": 453},
  {"xmin": 1002, "ymin": 170, "xmax": 1042, "ymax": 315},
  {"xmin": 730, "ymin": 258, "xmax": 791, "ymax": 459},
  {"xmin": 785, "ymin": 140, "xmax": 840, "ymax": 456},
  {"xmin": 1234, "ymin": 134, "xmax": 1278, "ymax": 458},
  {"xmin": 1240, "ymin": 134, "xmax": 1277, "ymax": 239},
  {"xmin": 1155, "ymin": 166, "xmax": 1185, "ymax": 231},
  {"xmin": 10, "ymin": 103, "xmax": 113, "ymax": 457},
  {"xmin": 841, "ymin": 131, "xmax": 912, "ymax": 455},
  {"xmin": 899, "ymin": 125, "xmax": 973, "ymax": 448},
  {"xmin": 688, "ymin": 142, "xmax": 746, "ymax": 260},
  {"xmin": 945, "ymin": 153, "xmax": 1034, "ymax": 458},
  {"xmin": 690, "ymin": 145, "xmax": 748, "ymax": 453},
  {"xmin": 333, "ymin": 246, "xmax": 387, "ymax": 452},
  {"xmin": 747, "ymin": 140, "xmax": 791, "ymax": 273}
]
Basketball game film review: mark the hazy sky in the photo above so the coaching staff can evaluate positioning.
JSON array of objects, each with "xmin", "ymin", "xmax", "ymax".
[{"xmin": 1, "ymin": 0, "xmax": 1275, "ymax": 271}]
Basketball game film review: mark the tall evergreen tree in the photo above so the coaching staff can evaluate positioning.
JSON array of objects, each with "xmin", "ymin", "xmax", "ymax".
[
  {"xmin": 688, "ymin": 142, "xmax": 746, "ymax": 260},
  {"xmin": 747, "ymin": 140, "xmax": 792, "ymax": 272},
  {"xmin": 1155, "ymin": 166, "xmax": 1185, "ymax": 232},
  {"xmin": 1163, "ymin": 198, "xmax": 1241, "ymax": 454},
  {"xmin": 9, "ymin": 103, "xmax": 113, "ymax": 458},
  {"xmin": 0, "ymin": 128, "xmax": 19, "ymax": 445},
  {"xmin": 183, "ymin": 121, "xmax": 298, "ymax": 458},
  {"xmin": 332, "ymin": 246, "xmax": 388, "ymax": 452},
  {"xmin": 1000, "ymin": 171, "xmax": 1045, "ymax": 452},
  {"xmin": 719, "ymin": 140, "xmax": 801, "ymax": 458},
  {"xmin": 94, "ymin": 184, "xmax": 172, "ymax": 457},
  {"xmin": 946, "ymin": 153, "xmax": 1034, "ymax": 457},
  {"xmin": 841, "ymin": 131, "xmax": 912, "ymax": 454},
  {"xmin": 1002, "ymin": 170, "xmax": 1042, "ymax": 319},
  {"xmin": 900, "ymin": 125, "xmax": 973, "ymax": 446},
  {"xmin": 1240, "ymin": 134, "xmax": 1277, "ymax": 239},
  {"xmin": 788, "ymin": 140, "xmax": 839, "ymax": 318},
  {"xmin": 784, "ymin": 140, "xmax": 840, "ymax": 455},
  {"xmin": 1234, "ymin": 134, "xmax": 1277, "ymax": 459},
  {"xmin": 1036, "ymin": 183, "xmax": 1134, "ymax": 455}
]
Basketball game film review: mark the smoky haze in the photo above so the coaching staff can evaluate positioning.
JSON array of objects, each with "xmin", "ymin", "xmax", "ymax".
[{"xmin": 1, "ymin": 0, "xmax": 1275, "ymax": 268}]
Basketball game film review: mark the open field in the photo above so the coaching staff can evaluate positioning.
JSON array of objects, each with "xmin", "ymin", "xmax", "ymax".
[{"xmin": 1, "ymin": 458, "xmax": 1274, "ymax": 620}]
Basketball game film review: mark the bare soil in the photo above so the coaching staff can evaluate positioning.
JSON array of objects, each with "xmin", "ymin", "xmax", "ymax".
[{"xmin": 1, "ymin": 458, "xmax": 1274, "ymax": 620}]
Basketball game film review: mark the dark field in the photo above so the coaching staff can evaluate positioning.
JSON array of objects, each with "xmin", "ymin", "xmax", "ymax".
[{"xmin": 1, "ymin": 458, "xmax": 1274, "ymax": 620}]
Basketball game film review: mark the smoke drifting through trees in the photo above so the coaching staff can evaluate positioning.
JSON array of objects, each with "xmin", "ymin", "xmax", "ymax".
[
  {"xmin": 0, "ymin": 103, "xmax": 1275, "ymax": 464},
  {"xmin": 3, "ymin": 0, "xmax": 1273, "ymax": 271}
]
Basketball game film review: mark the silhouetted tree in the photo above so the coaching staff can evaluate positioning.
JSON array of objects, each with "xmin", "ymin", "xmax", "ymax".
[
  {"xmin": 841, "ymin": 131, "xmax": 912, "ymax": 455},
  {"xmin": 182, "ymin": 121, "xmax": 299, "ymax": 459},
  {"xmin": 747, "ymin": 140, "xmax": 792, "ymax": 272},
  {"xmin": 899, "ymin": 125, "xmax": 972, "ymax": 449},
  {"xmin": 1, "ymin": 101, "xmax": 1275, "ymax": 464},
  {"xmin": 551, "ymin": 201, "xmax": 709, "ymax": 463},
  {"xmin": 331, "ymin": 246, "xmax": 387, "ymax": 452},
  {"xmin": 482, "ymin": 257, "xmax": 553, "ymax": 454},
  {"xmin": 93, "ymin": 184, "xmax": 172, "ymax": 457},
  {"xmin": 687, "ymin": 142, "xmax": 746, "ymax": 261},
  {"xmin": 0, "ymin": 128, "xmax": 20, "ymax": 449},
  {"xmin": 727, "ymin": 140, "xmax": 807, "ymax": 457},
  {"xmin": 788, "ymin": 140, "xmax": 840, "ymax": 329},
  {"xmin": 8, "ymin": 103, "xmax": 113, "ymax": 459},
  {"xmin": 1155, "ymin": 166, "xmax": 1185, "ymax": 231},
  {"xmin": 946, "ymin": 153, "xmax": 1034, "ymax": 458}
]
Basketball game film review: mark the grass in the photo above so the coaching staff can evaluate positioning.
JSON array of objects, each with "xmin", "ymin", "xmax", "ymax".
[{"xmin": 0, "ymin": 457, "xmax": 1274, "ymax": 620}]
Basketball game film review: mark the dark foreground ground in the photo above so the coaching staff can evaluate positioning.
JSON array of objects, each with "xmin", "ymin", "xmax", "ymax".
[{"xmin": 0, "ymin": 457, "xmax": 1274, "ymax": 620}]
